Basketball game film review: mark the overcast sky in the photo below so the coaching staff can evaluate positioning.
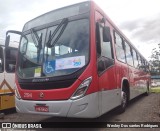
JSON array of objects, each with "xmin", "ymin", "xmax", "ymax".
[{"xmin": 0, "ymin": 0, "xmax": 160, "ymax": 60}]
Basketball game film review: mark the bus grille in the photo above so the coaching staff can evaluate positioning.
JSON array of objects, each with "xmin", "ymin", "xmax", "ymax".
[{"xmin": 19, "ymin": 79, "xmax": 76, "ymax": 90}]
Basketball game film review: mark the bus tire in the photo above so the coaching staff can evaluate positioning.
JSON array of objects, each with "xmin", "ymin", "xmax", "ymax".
[{"xmin": 118, "ymin": 90, "xmax": 127, "ymax": 113}]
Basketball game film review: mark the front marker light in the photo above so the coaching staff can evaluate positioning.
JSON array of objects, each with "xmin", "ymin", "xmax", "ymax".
[
  {"xmin": 70, "ymin": 77, "xmax": 92, "ymax": 100},
  {"xmin": 14, "ymin": 83, "xmax": 21, "ymax": 99}
]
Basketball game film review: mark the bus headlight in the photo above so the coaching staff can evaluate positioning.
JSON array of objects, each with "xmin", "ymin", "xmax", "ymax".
[
  {"xmin": 14, "ymin": 83, "xmax": 21, "ymax": 99},
  {"xmin": 70, "ymin": 77, "xmax": 92, "ymax": 100}
]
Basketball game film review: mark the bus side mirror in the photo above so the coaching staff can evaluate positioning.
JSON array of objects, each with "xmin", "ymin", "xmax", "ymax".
[
  {"xmin": 103, "ymin": 26, "xmax": 111, "ymax": 42},
  {"xmin": 5, "ymin": 35, "xmax": 10, "ymax": 47},
  {"xmin": 5, "ymin": 30, "xmax": 26, "ymax": 47}
]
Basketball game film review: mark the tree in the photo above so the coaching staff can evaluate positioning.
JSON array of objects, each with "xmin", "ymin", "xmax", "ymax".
[{"xmin": 149, "ymin": 43, "xmax": 160, "ymax": 75}]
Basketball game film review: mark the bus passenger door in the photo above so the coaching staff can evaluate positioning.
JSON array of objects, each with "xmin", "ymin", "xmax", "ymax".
[
  {"xmin": 3, "ymin": 31, "xmax": 20, "ymax": 109},
  {"xmin": 0, "ymin": 46, "xmax": 4, "ymax": 106},
  {"xmin": 4, "ymin": 47, "xmax": 18, "ymax": 93},
  {"xmin": 95, "ymin": 11, "xmax": 120, "ymax": 115}
]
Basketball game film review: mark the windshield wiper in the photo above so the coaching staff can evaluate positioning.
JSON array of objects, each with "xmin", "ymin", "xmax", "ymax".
[
  {"xmin": 46, "ymin": 18, "xmax": 68, "ymax": 48},
  {"xmin": 30, "ymin": 28, "xmax": 42, "ymax": 48},
  {"xmin": 30, "ymin": 28, "xmax": 42, "ymax": 63}
]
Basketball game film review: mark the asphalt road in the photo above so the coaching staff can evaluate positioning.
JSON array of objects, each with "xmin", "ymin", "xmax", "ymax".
[{"xmin": 0, "ymin": 93, "xmax": 160, "ymax": 131}]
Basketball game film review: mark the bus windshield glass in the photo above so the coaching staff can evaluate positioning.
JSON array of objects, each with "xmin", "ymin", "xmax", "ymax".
[{"xmin": 18, "ymin": 19, "xmax": 89, "ymax": 78}]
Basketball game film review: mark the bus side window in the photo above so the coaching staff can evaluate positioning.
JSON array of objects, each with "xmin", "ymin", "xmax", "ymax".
[
  {"xmin": 101, "ymin": 27, "xmax": 113, "ymax": 59},
  {"xmin": 132, "ymin": 49, "xmax": 139, "ymax": 68},
  {"xmin": 114, "ymin": 31, "xmax": 126, "ymax": 63},
  {"xmin": 96, "ymin": 23, "xmax": 101, "ymax": 57},
  {"xmin": 142, "ymin": 59, "xmax": 146, "ymax": 72},
  {"xmin": 0, "ymin": 47, "xmax": 4, "ymax": 72},
  {"xmin": 138, "ymin": 55, "xmax": 143, "ymax": 70},
  {"xmin": 97, "ymin": 24, "xmax": 113, "ymax": 59},
  {"xmin": 5, "ymin": 48, "xmax": 17, "ymax": 73},
  {"xmin": 125, "ymin": 41, "xmax": 134, "ymax": 66},
  {"xmin": 96, "ymin": 23, "xmax": 114, "ymax": 74}
]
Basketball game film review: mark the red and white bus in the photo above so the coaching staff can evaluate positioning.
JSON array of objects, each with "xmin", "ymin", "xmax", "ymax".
[{"xmin": 5, "ymin": 1, "xmax": 150, "ymax": 118}]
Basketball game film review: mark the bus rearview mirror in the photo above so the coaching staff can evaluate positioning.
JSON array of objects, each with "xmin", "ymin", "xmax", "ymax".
[
  {"xmin": 103, "ymin": 26, "xmax": 111, "ymax": 42},
  {"xmin": 5, "ymin": 30, "xmax": 28, "ymax": 47},
  {"xmin": 5, "ymin": 35, "xmax": 10, "ymax": 47}
]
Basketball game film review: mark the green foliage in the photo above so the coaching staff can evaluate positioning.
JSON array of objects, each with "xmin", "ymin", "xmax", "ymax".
[{"xmin": 149, "ymin": 43, "xmax": 160, "ymax": 75}]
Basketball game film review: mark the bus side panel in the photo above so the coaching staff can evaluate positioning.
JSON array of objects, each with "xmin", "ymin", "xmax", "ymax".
[
  {"xmin": 130, "ymin": 67, "xmax": 139, "ymax": 99},
  {"xmin": 0, "ymin": 95, "xmax": 15, "ymax": 110},
  {"xmin": 94, "ymin": 8, "xmax": 121, "ymax": 115},
  {"xmin": 0, "ymin": 71, "xmax": 4, "ymax": 110},
  {"xmin": 130, "ymin": 68, "xmax": 148, "ymax": 100},
  {"xmin": 3, "ymin": 72, "xmax": 15, "ymax": 109},
  {"xmin": 0, "ymin": 47, "xmax": 15, "ymax": 110}
]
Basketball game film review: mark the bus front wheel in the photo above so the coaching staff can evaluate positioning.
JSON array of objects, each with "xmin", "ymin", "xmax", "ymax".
[{"xmin": 118, "ymin": 90, "xmax": 127, "ymax": 113}]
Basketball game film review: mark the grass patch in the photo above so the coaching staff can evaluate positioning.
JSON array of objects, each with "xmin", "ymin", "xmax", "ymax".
[{"xmin": 150, "ymin": 87, "xmax": 160, "ymax": 93}]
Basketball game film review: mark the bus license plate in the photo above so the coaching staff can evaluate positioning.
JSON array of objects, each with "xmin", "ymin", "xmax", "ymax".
[{"xmin": 35, "ymin": 106, "xmax": 49, "ymax": 112}]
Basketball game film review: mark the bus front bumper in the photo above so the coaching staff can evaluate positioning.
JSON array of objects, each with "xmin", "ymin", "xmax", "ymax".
[{"xmin": 16, "ymin": 92, "xmax": 100, "ymax": 118}]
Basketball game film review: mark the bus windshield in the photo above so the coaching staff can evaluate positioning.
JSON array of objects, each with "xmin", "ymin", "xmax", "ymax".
[{"xmin": 18, "ymin": 19, "xmax": 89, "ymax": 78}]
